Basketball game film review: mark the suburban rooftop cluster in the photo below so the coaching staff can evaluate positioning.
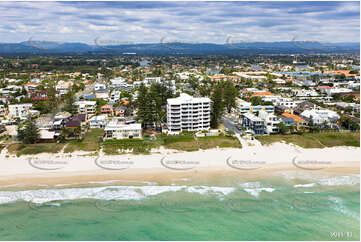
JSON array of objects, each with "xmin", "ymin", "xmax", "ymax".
[{"xmin": 0, "ymin": 53, "xmax": 359, "ymax": 147}]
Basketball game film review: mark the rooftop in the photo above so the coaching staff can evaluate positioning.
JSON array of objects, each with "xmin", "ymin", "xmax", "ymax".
[{"xmin": 167, "ymin": 93, "xmax": 210, "ymax": 105}]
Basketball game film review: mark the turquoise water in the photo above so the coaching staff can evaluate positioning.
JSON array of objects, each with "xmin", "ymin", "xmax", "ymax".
[{"xmin": 0, "ymin": 173, "xmax": 359, "ymax": 241}]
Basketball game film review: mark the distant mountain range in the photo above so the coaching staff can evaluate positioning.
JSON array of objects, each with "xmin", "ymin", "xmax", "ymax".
[{"xmin": 0, "ymin": 41, "xmax": 358, "ymax": 55}]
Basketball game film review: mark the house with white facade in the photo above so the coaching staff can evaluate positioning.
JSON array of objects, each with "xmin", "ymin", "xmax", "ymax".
[
  {"xmin": 109, "ymin": 77, "xmax": 126, "ymax": 89},
  {"xmin": 143, "ymin": 77, "xmax": 162, "ymax": 86},
  {"xmin": 300, "ymin": 109, "xmax": 340, "ymax": 125},
  {"xmin": 94, "ymin": 83, "xmax": 107, "ymax": 91},
  {"xmin": 109, "ymin": 90, "xmax": 121, "ymax": 103},
  {"xmin": 56, "ymin": 80, "xmax": 72, "ymax": 96},
  {"xmin": 242, "ymin": 113, "xmax": 265, "ymax": 135},
  {"xmin": 258, "ymin": 110, "xmax": 280, "ymax": 134},
  {"xmin": 89, "ymin": 115, "xmax": 108, "ymax": 128},
  {"xmin": 166, "ymin": 93, "xmax": 211, "ymax": 134},
  {"xmin": 95, "ymin": 88, "xmax": 109, "ymax": 99},
  {"xmin": 74, "ymin": 101, "xmax": 97, "ymax": 115},
  {"xmin": 104, "ymin": 118, "xmax": 142, "ymax": 139},
  {"xmin": 8, "ymin": 103, "xmax": 33, "ymax": 119}
]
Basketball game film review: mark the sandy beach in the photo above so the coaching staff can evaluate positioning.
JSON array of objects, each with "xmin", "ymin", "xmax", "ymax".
[{"xmin": 0, "ymin": 142, "xmax": 359, "ymax": 187}]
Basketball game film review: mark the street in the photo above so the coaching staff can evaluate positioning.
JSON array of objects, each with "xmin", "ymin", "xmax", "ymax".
[{"xmin": 222, "ymin": 117, "xmax": 242, "ymax": 134}]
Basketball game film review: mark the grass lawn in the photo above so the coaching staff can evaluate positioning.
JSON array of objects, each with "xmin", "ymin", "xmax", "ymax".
[
  {"xmin": 256, "ymin": 131, "xmax": 360, "ymax": 148},
  {"xmin": 7, "ymin": 129, "xmax": 244, "ymax": 156},
  {"xmin": 161, "ymin": 135, "xmax": 199, "ymax": 151},
  {"xmin": 102, "ymin": 138, "xmax": 161, "ymax": 155},
  {"xmin": 197, "ymin": 136, "xmax": 242, "ymax": 149},
  {"xmin": 161, "ymin": 134, "xmax": 242, "ymax": 151},
  {"xmin": 7, "ymin": 143, "xmax": 65, "ymax": 156},
  {"xmin": 64, "ymin": 128, "xmax": 104, "ymax": 153},
  {"xmin": 103, "ymin": 134, "xmax": 243, "ymax": 154}
]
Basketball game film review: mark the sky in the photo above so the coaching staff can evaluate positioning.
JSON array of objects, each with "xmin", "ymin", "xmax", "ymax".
[{"xmin": 0, "ymin": 1, "xmax": 359, "ymax": 45}]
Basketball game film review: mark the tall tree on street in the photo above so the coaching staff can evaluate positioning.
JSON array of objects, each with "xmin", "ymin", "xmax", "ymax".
[
  {"xmin": 210, "ymin": 84, "xmax": 224, "ymax": 128},
  {"xmin": 17, "ymin": 116, "xmax": 40, "ymax": 144}
]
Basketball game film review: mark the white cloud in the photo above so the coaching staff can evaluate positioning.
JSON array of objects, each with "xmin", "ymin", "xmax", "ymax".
[{"xmin": 0, "ymin": 1, "xmax": 358, "ymax": 44}]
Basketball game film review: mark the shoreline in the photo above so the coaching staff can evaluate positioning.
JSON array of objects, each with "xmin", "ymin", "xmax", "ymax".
[{"xmin": 1, "ymin": 142, "xmax": 360, "ymax": 188}]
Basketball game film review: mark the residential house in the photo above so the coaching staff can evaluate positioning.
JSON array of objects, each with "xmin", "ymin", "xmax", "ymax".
[
  {"xmin": 38, "ymin": 129, "xmax": 56, "ymax": 143},
  {"xmin": 31, "ymin": 90, "xmax": 49, "ymax": 101},
  {"xmin": 89, "ymin": 115, "xmax": 108, "ymax": 128},
  {"xmin": 242, "ymin": 113, "xmax": 265, "ymax": 135},
  {"xmin": 24, "ymin": 82, "xmax": 39, "ymax": 94},
  {"xmin": 258, "ymin": 110, "xmax": 280, "ymax": 134},
  {"xmin": 64, "ymin": 119, "xmax": 81, "ymax": 139},
  {"xmin": 335, "ymin": 102, "xmax": 360, "ymax": 113},
  {"xmin": 36, "ymin": 116, "xmax": 54, "ymax": 130},
  {"xmin": 72, "ymin": 113, "xmax": 87, "ymax": 125},
  {"xmin": 280, "ymin": 116, "xmax": 295, "ymax": 127},
  {"xmin": 94, "ymin": 83, "xmax": 106, "ymax": 91},
  {"xmin": 101, "ymin": 104, "xmax": 113, "ymax": 116},
  {"xmin": 95, "ymin": 88, "xmax": 109, "ymax": 99},
  {"xmin": 143, "ymin": 77, "xmax": 162, "ymax": 86},
  {"xmin": 74, "ymin": 101, "xmax": 96, "ymax": 115},
  {"xmin": 109, "ymin": 77, "xmax": 126, "ymax": 89},
  {"xmin": 104, "ymin": 118, "xmax": 142, "ymax": 139},
  {"xmin": 109, "ymin": 90, "xmax": 121, "ymax": 103},
  {"xmin": 316, "ymin": 85, "xmax": 332, "ymax": 96},
  {"xmin": 234, "ymin": 72, "xmax": 267, "ymax": 81},
  {"xmin": 300, "ymin": 109, "xmax": 340, "ymax": 126},
  {"xmin": 209, "ymin": 75, "xmax": 241, "ymax": 82},
  {"xmin": 53, "ymin": 111, "xmax": 72, "ymax": 130},
  {"xmin": 294, "ymin": 101, "xmax": 318, "ymax": 115},
  {"xmin": 56, "ymin": 80, "xmax": 72, "ymax": 96},
  {"xmin": 8, "ymin": 103, "xmax": 33, "ymax": 119},
  {"xmin": 281, "ymin": 113, "xmax": 308, "ymax": 130},
  {"xmin": 114, "ymin": 106, "xmax": 127, "ymax": 117},
  {"xmin": 275, "ymin": 105, "xmax": 294, "ymax": 115}
]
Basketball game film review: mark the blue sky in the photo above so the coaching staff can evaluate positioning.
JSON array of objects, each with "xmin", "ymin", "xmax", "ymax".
[{"xmin": 0, "ymin": 1, "xmax": 359, "ymax": 44}]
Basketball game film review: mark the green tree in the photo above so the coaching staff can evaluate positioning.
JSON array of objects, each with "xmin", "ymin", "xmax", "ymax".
[
  {"xmin": 136, "ymin": 84, "xmax": 156, "ymax": 128},
  {"xmin": 63, "ymin": 89, "xmax": 76, "ymax": 114},
  {"xmin": 223, "ymin": 80, "xmax": 238, "ymax": 113},
  {"xmin": 210, "ymin": 85, "xmax": 224, "ymax": 128},
  {"xmin": 17, "ymin": 116, "xmax": 40, "ymax": 144},
  {"xmin": 249, "ymin": 96, "xmax": 263, "ymax": 105},
  {"xmin": 277, "ymin": 122, "xmax": 288, "ymax": 135},
  {"xmin": 149, "ymin": 82, "xmax": 173, "ymax": 127}
]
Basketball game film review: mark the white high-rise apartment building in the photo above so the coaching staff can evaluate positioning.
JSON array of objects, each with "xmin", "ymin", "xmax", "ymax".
[{"xmin": 167, "ymin": 93, "xmax": 211, "ymax": 134}]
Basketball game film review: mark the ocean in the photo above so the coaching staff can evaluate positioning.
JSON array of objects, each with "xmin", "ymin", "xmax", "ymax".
[{"xmin": 0, "ymin": 172, "xmax": 359, "ymax": 241}]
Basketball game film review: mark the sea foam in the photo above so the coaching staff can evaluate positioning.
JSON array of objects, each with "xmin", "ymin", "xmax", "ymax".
[
  {"xmin": 240, "ymin": 182, "xmax": 275, "ymax": 197},
  {"xmin": 0, "ymin": 185, "xmax": 235, "ymax": 205}
]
